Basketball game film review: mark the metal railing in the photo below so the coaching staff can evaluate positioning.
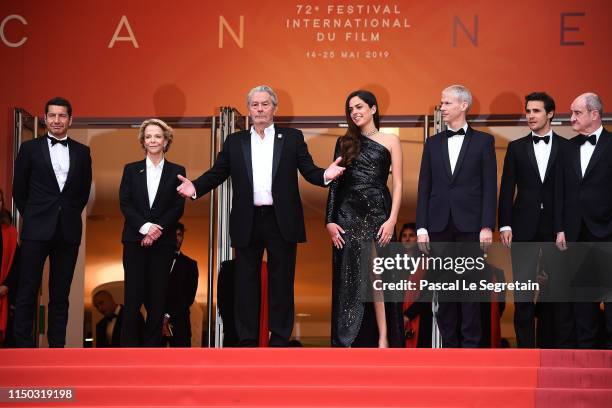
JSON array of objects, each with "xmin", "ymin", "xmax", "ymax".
[{"xmin": 207, "ymin": 107, "xmax": 246, "ymax": 347}]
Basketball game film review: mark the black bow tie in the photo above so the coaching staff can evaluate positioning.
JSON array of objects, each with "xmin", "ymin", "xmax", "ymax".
[
  {"xmin": 579, "ymin": 134, "xmax": 597, "ymax": 146},
  {"xmin": 48, "ymin": 136, "xmax": 68, "ymax": 147},
  {"xmin": 447, "ymin": 128, "xmax": 465, "ymax": 137},
  {"xmin": 532, "ymin": 135, "xmax": 550, "ymax": 144}
]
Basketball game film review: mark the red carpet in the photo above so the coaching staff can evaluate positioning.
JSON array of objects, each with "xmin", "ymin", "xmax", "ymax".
[{"xmin": 0, "ymin": 348, "xmax": 610, "ymax": 407}]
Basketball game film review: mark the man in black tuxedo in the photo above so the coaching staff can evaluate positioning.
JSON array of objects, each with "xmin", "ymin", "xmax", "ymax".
[
  {"xmin": 177, "ymin": 85, "xmax": 344, "ymax": 346},
  {"xmin": 557, "ymin": 92, "xmax": 612, "ymax": 349},
  {"xmin": 163, "ymin": 223, "xmax": 199, "ymax": 347},
  {"xmin": 416, "ymin": 85, "xmax": 497, "ymax": 348},
  {"xmin": 12, "ymin": 97, "xmax": 92, "ymax": 347},
  {"xmin": 498, "ymin": 92, "xmax": 567, "ymax": 348},
  {"xmin": 93, "ymin": 290, "xmax": 143, "ymax": 347}
]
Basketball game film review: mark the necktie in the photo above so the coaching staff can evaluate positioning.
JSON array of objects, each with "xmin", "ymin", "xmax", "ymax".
[
  {"xmin": 447, "ymin": 128, "xmax": 465, "ymax": 137},
  {"xmin": 532, "ymin": 135, "xmax": 550, "ymax": 144},
  {"xmin": 579, "ymin": 134, "xmax": 597, "ymax": 146},
  {"xmin": 48, "ymin": 136, "xmax": 68, "ymax": 147}
]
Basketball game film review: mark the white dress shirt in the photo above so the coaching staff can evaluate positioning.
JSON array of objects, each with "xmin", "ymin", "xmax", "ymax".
[
  {"xmin": 500, "ymin": 130, "xmax": 553, "ymax": 233},
  {"xmin": 47, "ymin": 133, "xmax": 70, "ymax": 192},
  {"xmin": 191, "ymin": 124, "xmax": 329, "ymax": 202},
  {"xmin": 580, "ymin": 125, "xmax": 604, "ymax": 176},
  {"xmin": 447, "ymin": 123, "xmax": 468, "ymax": 175},
  {"xmin": 251, "ymin": 124, "xmax": 275, "ymax": 206},
  {"xmin": 139, "ymin": 156, "xmax": 165, "ymax": 234},
  {"xmin": 417, "ymin": 123, "xmax": 468, "ymax": 237},
  {"xmin": 532, "ymin": 130, "xmax": 553, "ymax": 182}
]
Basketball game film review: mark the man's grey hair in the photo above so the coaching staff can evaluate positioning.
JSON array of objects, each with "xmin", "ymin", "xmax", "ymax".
[
  {"xmin": 584, "ymin": 92, "xmax": 604, "ymax": 116},
  {"xmin": 247, "ymin": 85, "xmax": 278, "ymax": 107},
  {"xmin": 443, "ymin": 84, "xmax": 473, "ymax": 110}
]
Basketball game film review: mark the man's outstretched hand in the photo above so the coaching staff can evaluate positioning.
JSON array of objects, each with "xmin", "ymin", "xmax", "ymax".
[
  {"xmin": 325, "ymin": 157, "xmax": 345, "ymax": 181},
  {"xmin": 176, "ymin": 175, "xmax": 196, "ymax": 198}
]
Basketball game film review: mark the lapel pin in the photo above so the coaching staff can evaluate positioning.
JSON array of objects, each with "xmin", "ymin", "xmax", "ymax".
[
  {"xmin": 278, "ymin": 133, "xmax": 283, "ymax": 139},
  {"xmin": 139, "ymin": 169, "xmax": 144, "ymax": 173}
]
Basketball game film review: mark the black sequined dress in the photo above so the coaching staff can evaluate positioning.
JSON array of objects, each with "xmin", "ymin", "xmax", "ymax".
[{"xmin": 326, "ymin": 136, "xmax": 405, "ymax": 347}]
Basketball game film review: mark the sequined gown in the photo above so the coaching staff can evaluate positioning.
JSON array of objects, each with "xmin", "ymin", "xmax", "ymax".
[{"xmin": 326, "ymin": 136, "xmax": 405, "ymax": 347}]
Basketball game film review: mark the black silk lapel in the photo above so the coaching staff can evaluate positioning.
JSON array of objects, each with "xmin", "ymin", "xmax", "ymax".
[
  {"xmin": 525, "ymin": 137, "xmax": 541, "ymax": 184},
  {"xmin": 40, "ymin": 137, "xmax": 61, "ymax": 191},
  {"xmin": 451, "ymin": 127, "xmax": 472, "ymax": 183},
  {"xmin": 583, "ymin": 132, "xmax": 611, "ymax": 180},
  {"xmin": 441, "ymin": 133, "xmax": 452, "ymax": 180},
  {"xmin": 272, "ymin": 129, "xmax": 285, "ymax": 182},
  {"xmin": 242, "ymin": 134, "xmax": 253, "ymax": 188},
  {"xmin": 542, "ymin": 134, "xmax": 559, "ymax": 182}
]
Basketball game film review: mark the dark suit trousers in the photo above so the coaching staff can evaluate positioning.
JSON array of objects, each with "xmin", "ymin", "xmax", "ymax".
[
  {"xmin": 429, "ymin": 218, "xmax": 481, "ymax": 348},
  {"xmin": 574, "ymin": 223, "xmax": 612, "ymax": 349},
  {"xmin": 14, "ymin": 226, "xmax": 79, "ymax": 348},
  {"xmin": 121, "ymin": 242, "xmax": 174, "ymax": 347},
  {"xmin": 511, "ymin": 219, "xmax": 556, "ymax": 348},
  {"xmin": 234, "ymin": 206, "xmax": 297, "ymax": 347}
]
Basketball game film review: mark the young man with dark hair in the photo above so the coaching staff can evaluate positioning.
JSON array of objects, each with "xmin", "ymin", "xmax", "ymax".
[{"xmin": 498, "ymin": 92, "xmax": 568, "ymax": 348}]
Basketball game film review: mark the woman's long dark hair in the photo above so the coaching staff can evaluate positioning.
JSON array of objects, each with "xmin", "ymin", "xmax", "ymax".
[{"xmin": 340, "ymin": 90, "xmax": 380, "ymax": 166}]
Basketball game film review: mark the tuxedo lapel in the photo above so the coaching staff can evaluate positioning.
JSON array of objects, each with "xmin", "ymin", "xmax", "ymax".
[
  {"xmin": 64, "ymin": 138, "xmax": 77, "ymax": 189},
  {"xmin": 151, "ymin": 161, "xmax": 172, "ymax": 209},
  {"xmin": 440, "ymin": 133, "xmax": 452, "ymax": 180},
  {"xmin": 241, "ymin": 132, "xmax": 253, "ymax": 188},
  {"xmin": 584, "ymin": 131, "xmax": 611, "ymax": 180},
  {"xmin": 137, "ymin": 160, "xmax": 149, "ymax": 207},
  {"xmin": 39, "ymin": 137, "xmax": 61, "ymax": 192},
  {"xmin": 451, "ymin": 127, "xmax": 472, "ymax": 183},
  {"xmin": 525, "ymin": 136, "xmax": 541, "ymax": 184},
  {"xmin": 543, "ymin": 134, "xmax": 559, "ymax": 182},
  {"xmin": 272, "ymin": 127, "xmax": 285, "ymax": 182},
  {"xmin": 571, "ymin": 138, "xmax": 583, "ymax": 182}
]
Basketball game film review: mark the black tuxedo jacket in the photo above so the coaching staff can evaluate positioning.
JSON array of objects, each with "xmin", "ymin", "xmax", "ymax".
[
  {"xmin": 95, "ymin": 305, "xmax": 144, "ymax": 347},
  {"xmin": 561, "ymin": 128, "xmax": 612, "ymax": 241},
  {"xmin": 498, "ymin": 133, "xmax": 566, "ymax": 241},
  {"xmin": 416, "ymin": 127, "xmax": 497, "ymax": 233},
  {"xmin": 13, "ymin": 136, "xmax": 92, "ymax": 244},
  {"xmin": 119, "ymin": 159, "xmax": 185, "ymax": 245},
  {"xmin": 166, "ymin": 253, "xmax": 198, "ymax": 327},
  {"xmin": 192, "ymin": 127, "xmax": 326, "ymax": 247}
]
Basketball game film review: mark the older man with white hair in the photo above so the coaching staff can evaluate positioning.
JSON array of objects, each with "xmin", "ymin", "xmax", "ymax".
[
  {"xmin": 557, "ymin": 92, "xmax": 612, "ymax": 349},
  {"xmin": 177, "ymin": 85, "xmax": 344, "ymax": 346},
  {"xmin": 416, "ymin": 84, "xmax": 497, "ymax": 348}
]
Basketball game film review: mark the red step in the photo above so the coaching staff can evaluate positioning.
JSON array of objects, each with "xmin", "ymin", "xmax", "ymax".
[
  {"xmin": 0, "ymin": 348, "xmax": 540, "ymax": 367},
  {"xmin": 0, "ymin": 385, "xmax": 536, "ymax": 407},
  {"xmin": 1, "ymin": 348, "xmax": 610, "ymax": 407},
  {"xmin": 0, "ymin": 365, "xmax": 537, "ymax": 387}
]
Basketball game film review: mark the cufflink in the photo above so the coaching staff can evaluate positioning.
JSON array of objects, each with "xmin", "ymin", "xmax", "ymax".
[
  {"xmin": 139, "ymin": 169, "xmax": 144, "ymax": 173},
  {"xmin": 278, "ymin": 134, "xmax": 283, "ymax": 139}
]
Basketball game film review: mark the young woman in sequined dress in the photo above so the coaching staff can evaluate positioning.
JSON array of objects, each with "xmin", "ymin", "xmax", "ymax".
[{"xmin": 326, "ymin": 90, "xmax": 404, "ymax": 347}]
